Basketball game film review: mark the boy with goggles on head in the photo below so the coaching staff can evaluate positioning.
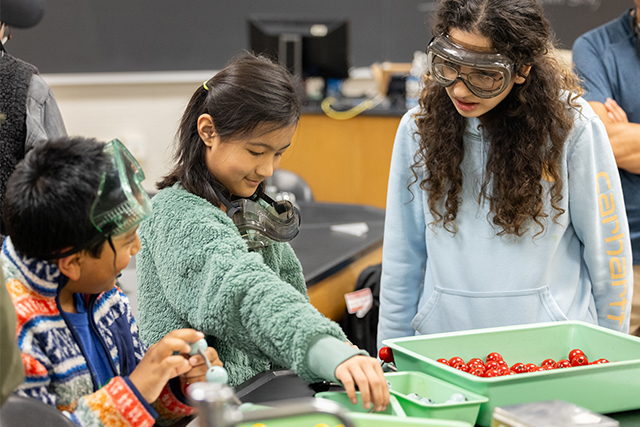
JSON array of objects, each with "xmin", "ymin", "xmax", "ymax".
[
  {"xmin": 378, "ymin": 0, "xmax": 632, "ymax": 349},
  {"xmin": 2, "ymin": 137, "xmax": 221, "ymax": 427}
]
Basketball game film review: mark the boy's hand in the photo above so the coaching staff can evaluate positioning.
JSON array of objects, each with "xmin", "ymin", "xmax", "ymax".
[
  {"xmin": 335, "ymin": 355, "xmax": 389, "ymax": 412},
  {"xmin": 180, "ymin": 346, "xmax": 223, "ymax": 391},
  {"xmin": 129, "ymin": 329, "xmax": 204, "ymax": 403}
]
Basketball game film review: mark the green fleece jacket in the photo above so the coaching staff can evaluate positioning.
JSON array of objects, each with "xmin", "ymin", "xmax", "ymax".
[{"xmin": 136, "ymin": 184, "xmax": 355, "ymax": 387}]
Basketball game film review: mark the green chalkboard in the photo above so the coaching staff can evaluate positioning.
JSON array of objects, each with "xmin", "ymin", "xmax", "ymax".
[{"xmin": 4, "ymin": 0, "xmax": 633, "ymax": 74}]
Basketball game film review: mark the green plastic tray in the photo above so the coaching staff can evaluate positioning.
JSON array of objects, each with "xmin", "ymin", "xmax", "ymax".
[
  {"xmin": 315, "ymin": 391, "xmax": 406, "ymax": 416},
  {"xmin": 349, "ymin": 413, "xmax": 472, "ymax": 427},
  {"xmin": 237, "ymin": 413, "xmax": 342, "ymax": 427},
  {"xmin": 383, "ymin": 321, "xmax": 640, "ymax": 426},
  {"xmin": 385, "ymin": 371, "xmax": 488, "ymax": 424},
  {"xmin": 237, "ymin": 411, "xmax": 472, "ymax": 427}
]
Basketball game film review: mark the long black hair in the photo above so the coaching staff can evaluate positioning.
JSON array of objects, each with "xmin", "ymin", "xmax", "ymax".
[{"xmin": 158, "ymin": 52, "xmax": 301, "ymax": 206}]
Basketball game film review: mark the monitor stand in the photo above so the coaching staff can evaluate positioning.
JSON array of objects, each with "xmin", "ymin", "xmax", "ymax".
[{"xmin": 278, "ymin": 33, "xmax": 302, "ymax": 78}]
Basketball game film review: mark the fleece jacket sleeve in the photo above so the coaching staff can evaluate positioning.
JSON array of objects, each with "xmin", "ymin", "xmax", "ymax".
[
  {"xmin": 137, "ymin": 188, "xmax": 348, "ymax": 383},
  {"xmin": 305, "ymin": 335, "xmax": 368, "ymax": 382}
]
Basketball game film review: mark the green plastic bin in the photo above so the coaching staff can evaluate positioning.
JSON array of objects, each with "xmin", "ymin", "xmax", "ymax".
[
  {"xmin": 383, "ymin": 321, "xmax": 640, "ymax": 427},
  {"xmin": 315, "ymin": 391, "xmax": 406, "ymax": 416},
  {"xmin": 349, "ymin": 413, "xmax": 472, "ymax": 427},
  {"xmin": 385, "ymin": 371, "xmax": 488, "ymax": 424},
  {"xmin": 237, "ymin": 411, "xmax": 472, "ymax": 427},
  {"xmin": 237, "ymin": 412, "xmax": 343, "ymax": 427}
]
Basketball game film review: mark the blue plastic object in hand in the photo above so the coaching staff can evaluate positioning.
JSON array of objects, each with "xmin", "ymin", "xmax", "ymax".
[
  {"xmin": 206, "ymin": 366, "xmax": 229, "ymax": 384},
  {"xmin": 188, "ymin": 338, "xmax": 208, "ymax": 357}
]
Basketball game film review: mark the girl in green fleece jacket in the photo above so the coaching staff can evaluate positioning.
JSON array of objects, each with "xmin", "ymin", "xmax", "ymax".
[{"xmin": 136, "ymin": 52, "xmax": 389, "ymax": 412}]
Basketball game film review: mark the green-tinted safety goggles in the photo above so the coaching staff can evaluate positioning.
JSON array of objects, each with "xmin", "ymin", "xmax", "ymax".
[{"xmin": 90, "ymin": 139, "xmax": 152, "ymax": 237}]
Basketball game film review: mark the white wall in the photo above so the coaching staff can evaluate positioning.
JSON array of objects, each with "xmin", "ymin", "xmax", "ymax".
[
  {"xmin": 43, "ymin": 71, "xmax": 216, "ymax": 192},
  {"xmin": 43, "ymin": 50, "xmax": 572, "ymax": 193}
]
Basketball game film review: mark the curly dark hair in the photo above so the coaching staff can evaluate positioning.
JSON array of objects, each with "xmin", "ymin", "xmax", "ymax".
[{"xmin": 413, "ymin": 0, "xmax": 583, "ymax": 236}]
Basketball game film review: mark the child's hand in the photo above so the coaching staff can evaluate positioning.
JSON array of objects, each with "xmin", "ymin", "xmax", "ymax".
[
  {"xmin": 345, "ymin": 341, "xmax": 359, "ymax": 350},
  {"xmin": 180, "ymin": 346, "xmax": 223, "ymax": 390},
  {"xmin": 129, "ymin": 329, "xmax": 204, "ymax": 403},
  {"xmin": 335, "ymin": 355, "xmax": 389, "ymax": 412}
]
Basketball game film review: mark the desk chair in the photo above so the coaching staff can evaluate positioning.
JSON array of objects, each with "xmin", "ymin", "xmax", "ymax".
[
  {"xmin": 0, "ymin": 395, "xmax": 76, "ymax": 427},
  {"xmin": 266, "ymin": 169, "xmax": 314, "ymax": 202}
]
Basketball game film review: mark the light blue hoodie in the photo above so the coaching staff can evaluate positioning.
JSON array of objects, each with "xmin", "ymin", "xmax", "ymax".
[{"xmin": 377, "ymin": 98, "xmax": 632, "ymax": 349}]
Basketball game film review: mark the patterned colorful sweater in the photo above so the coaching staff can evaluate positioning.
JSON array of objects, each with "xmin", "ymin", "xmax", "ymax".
[{"xmin": 1, "ymin": 238, "xmax": 196, "ymax": 427}]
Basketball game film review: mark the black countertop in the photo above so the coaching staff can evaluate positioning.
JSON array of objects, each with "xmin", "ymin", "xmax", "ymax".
[{"xmin": 290, "ymin": 202, "xmax": 385, "ymax": 286}]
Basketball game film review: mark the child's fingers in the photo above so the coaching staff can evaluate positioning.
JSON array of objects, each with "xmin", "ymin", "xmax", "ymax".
[
  {"xmin": 337, "ymin": 360, "xmax": 372, "ymax": 410},
  {"xmin": 163, "ymin": 355, "xmax": 192, "ymax": 379},
  {"xmin": 188, "ymin": 346, "xmax": 223, "ymax": 367},
  {"xmin": 335, "ymin": 365, "xmax": 358, "ymax": 405},
  {"xmin": 182, "ymin": 364, "xmax": 208, "ymax": 383},
  {"xmin": 165, "ymin": 329, "xmax": 205, "ymax": 348},
  {"xmin": 155, "ymin": 337, "xmax": 197, "ymax": 359},
  {"xmin": 206, "ymin": 347, "xmax": 223, "ymax": 367},
  {"xmin": 360, "ymin": 360, "xmax": 389, "ymax": 411},
  {"xmin": 350, "ymin": 365, "xmax": 373, "ymax": 410},
  {"xmin": 188, "ymin": 353, "xmax": 207, "ymax": 367}
]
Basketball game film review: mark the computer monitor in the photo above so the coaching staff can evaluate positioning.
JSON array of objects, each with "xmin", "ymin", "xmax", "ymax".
[{"xmin": 248, "ymin": 15, "xmax": 350, "ymax": 81}]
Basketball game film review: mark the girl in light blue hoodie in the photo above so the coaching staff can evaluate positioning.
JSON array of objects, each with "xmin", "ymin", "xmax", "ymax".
[{"xmin": 378, "ymin": 0, "xmax": 632, "ymax": 348}]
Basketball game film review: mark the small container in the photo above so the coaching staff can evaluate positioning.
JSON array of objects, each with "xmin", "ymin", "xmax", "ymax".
[
  {"xmin": 383, "ymin": 321, "xmax": 640, "ymax": 426},
  {"xmin": 350, "ymin": 412, "xmax": 472, "ymax": 427},
  {"xmin": 315, "ymin": 391, "xmax": 406, "ymax": 416},
  {"xmin": 385, "ymin": 371, "xmax": 488, "ymax": 425},
  {"xmin": 492, "ymin": 400, "xmax": 619, "ymax": 427},
  {"xmin": 237, "ymin": 412, "xmax": 344, "ymax": 427},
  {"xmin": 238, "ymin": 412, "xmax": 472, "ymax": 427}
]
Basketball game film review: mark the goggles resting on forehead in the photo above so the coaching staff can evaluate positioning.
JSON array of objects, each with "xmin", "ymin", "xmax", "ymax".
[
  {"xmin": 426, "ymin": 34, "xmax": 515, "ymax": 99},
  {"xmin": 215, "ymin": 188, "xmax": 301, "ymax": 251},
  {"xmin": 90, "ymin": 139, "xmax": 152, "ymax": 237}
]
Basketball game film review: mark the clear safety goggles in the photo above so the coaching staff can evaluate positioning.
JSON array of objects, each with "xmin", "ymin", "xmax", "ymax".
[
  {"xmin": 89, "ymin": 139, "xmax": 152, "ymax": 237},
  {"xmin": 426, "ymin": 35, "xmax": 515, "ymax": 99},
  {"xmin": 227, "ymin": 194, "xmax": 300, "ymax": 251}
]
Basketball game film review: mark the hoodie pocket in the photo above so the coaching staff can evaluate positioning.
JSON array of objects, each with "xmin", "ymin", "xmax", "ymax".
[{"xmin": 411, "ymin": 286, "xmax": 569, "ymax": 335}]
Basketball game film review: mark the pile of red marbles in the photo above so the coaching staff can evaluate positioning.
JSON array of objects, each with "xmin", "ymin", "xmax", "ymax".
[{"xmin": 436, "ymin": 350, "xmax": 610, "ymax": 377}]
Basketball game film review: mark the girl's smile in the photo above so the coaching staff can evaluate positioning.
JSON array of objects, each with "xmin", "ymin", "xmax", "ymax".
[
  {"xmin": 245, "ymin": 178, "xmax": 262, "ymax": 187},
  {"xmin": 199, "ymin": 117, "xmax": 297, "ymax": 198}
]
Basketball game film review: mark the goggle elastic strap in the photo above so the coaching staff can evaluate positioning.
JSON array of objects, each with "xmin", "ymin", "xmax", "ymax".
[{"xmin": 212, "ymin": 186, "xmax": 237, "ymax": 217}]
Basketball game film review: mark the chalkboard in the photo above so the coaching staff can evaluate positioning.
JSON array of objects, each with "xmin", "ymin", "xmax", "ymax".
[{"xmin": 5, "ymin": 0, "xmax": 634, "ymax": 74}]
